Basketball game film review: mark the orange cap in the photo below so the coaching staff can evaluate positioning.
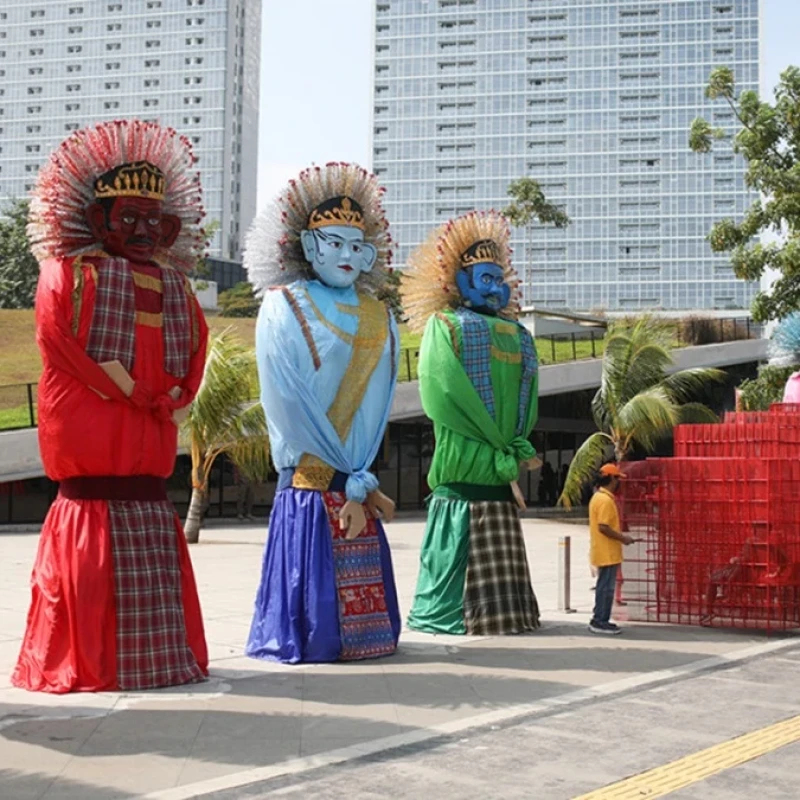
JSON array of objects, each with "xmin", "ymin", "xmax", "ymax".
[{"xmin": 599, "ymin": 463, "xmax": 626, "ymax": 477}]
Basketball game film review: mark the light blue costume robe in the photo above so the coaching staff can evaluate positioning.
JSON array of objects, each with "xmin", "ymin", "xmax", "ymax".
[{"xmin": 246, "ymin": 279, "xmax": 401, "ymax": 663}]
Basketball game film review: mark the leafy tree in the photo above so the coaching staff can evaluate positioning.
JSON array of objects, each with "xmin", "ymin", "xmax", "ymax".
[
  {"xmin": 559, "ymin": 318, "xmax": 726, "ymax": 508},
  {"xmin": 689, "ymin": 66, "xmax": 800, "ymax": 323},
  {"xmin": 0, "ymin": 199, "xmax": 38, "ymax": 309},
  {"xmin": 218, "ymin": 281, "xmax": 259, "ymax": 318},
  {"xmin": 182, "ymin": 329, "xmax": 270, "ymax": 543},
  {"xmin": 502, "ymin": 177, "xmax": 571, "ymax": 229},
  {"xmin": 378, "ymin": 268, "xmax": 404, "ymax": 322},
  {"xmin": 737, "ymin": 364, "xmax": 794, "ymax": 411}
]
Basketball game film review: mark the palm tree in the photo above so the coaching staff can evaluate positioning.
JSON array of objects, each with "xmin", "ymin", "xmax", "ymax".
[
  {"xmin": 559, "ymin": 317, "xmax": 726, "ymax": 509},
  {"xmin": 182, "ymin": 328, "xmax": 270, "ymax": 543}
]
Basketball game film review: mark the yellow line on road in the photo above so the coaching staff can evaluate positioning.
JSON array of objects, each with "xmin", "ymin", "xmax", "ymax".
[{"xmin": 574, "ymin": 714, "xmax": 800, "ymax": 799}]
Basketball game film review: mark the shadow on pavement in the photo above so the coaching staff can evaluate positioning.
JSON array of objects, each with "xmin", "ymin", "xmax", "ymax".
[{"xmin": 0, "ymin": 768, "xmax": 139, "ymax": 799}]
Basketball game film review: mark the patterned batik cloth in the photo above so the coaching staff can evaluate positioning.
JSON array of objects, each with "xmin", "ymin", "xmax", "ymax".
[
  {"xmin": 108, "ymin": 500, "xmax": 206, "ymax": 690},
  {"xmin": 463, "ymin": 500, "xmax": 540, "ymax": 635},
  {"xmin": 322, "ymin": 492, "xmax": 397, "ymax": 660}
]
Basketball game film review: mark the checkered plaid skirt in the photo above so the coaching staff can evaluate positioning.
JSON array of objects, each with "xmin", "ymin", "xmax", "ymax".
[
  {"xmin": 108, "ymin": 500, "xmax": 206, "ymax": 690},
  {"xmin": 463, "ymin": 501, "xmax": 540, "ymax": 635}
]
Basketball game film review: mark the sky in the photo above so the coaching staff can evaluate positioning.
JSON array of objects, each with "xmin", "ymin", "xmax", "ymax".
[{"xmin": 256, "ymin": 0, "xmax": 800, "ymax": 209}]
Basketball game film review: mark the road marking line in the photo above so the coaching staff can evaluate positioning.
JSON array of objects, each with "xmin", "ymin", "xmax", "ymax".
[
  {"xmin": 574, "ymin": 713, "xmax": 800, "ymax": 799},
  {"xmin": 143, "ymin": 637, "xmax": 800, "ymax": 800}
]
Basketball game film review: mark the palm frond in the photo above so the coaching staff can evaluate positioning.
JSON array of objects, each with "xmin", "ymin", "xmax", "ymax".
[
  {"xmin": 660, "ymin": 367, "xmax": 727, "ymax": 404},
  {"xmin": 558, "ymin": 432, "xmax": 613, "ymax": 510},
  {"xmin": 183, "ymin": 329, "xmax": 258, "ymax": 450},
  {"xmin": 616, "ymin": 386, "xmax": 678, "ymax": 453},
  {"xmin": 677, "ymin": 402, "xmax": 720, "ymax": 424}
]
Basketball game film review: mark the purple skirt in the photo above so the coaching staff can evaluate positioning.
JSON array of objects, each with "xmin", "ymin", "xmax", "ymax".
[{"xmin": 246, "ymin": 486, "xmax": 401, "ymax": 664}]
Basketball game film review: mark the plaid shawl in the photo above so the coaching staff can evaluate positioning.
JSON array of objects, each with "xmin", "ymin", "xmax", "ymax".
[
  {"xmin": 455, "ymin": 308, "xmax": 495, "ymax": 419},
  {"xmin": 86, "ymin": 258, "xmax": 192, "ymax": 378},
  {"xmin": 463, "ymin": 500, "xmax": 540, "ymax": 635}
]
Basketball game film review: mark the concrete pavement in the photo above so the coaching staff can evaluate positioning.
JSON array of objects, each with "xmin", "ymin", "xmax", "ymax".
[{"xmin": 1, "ymin": 514, "xmax": 797, "ymax": 799}]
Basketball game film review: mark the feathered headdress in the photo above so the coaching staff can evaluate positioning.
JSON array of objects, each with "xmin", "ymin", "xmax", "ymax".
[
  {"xmin": 400, "ymin": 210, "xmax": 521, "ymax": 334},
  {"xmin": 770, "ymin": 312, "xmax": 800, "ymax": 367},
  {"xmin": 244, "ymin": 162, "xmax": 393, "ymax": 296},
  {"xmin": 28, "ymin": 119, "xmax": 206, "ymax": 273}
]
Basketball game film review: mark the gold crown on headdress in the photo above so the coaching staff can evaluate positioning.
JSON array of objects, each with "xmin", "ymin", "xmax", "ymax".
[
  {"xmin": 460, "ymin": 238, "xmax": 502, "ymax": 269},
  {"xmin": 307, "ymin": 196, "xmax": 366, "ymax": 231},
  {"xmin": 94, "ymin": 161, "xmax": 166, "ymax": 201}
]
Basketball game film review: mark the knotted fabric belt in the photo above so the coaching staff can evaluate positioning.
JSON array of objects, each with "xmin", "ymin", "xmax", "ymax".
[{"xmin": 59, "ymin": 475, "xmax": 168, "ymax": 502}]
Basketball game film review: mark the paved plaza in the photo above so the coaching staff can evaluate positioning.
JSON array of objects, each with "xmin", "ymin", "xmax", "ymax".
[{"xmin": 1, "ymin": 515, "xmax": 798, "ymax": 799}]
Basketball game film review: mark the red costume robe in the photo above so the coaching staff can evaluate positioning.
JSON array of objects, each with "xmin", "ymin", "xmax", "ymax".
[{"xmin": 12, "ymin": 254, "xmax": 209, "ymax": 693}]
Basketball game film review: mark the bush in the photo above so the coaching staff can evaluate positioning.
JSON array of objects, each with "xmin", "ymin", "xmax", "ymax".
[
  {"xmin": 677, "ymin": 315, "xmax": 755, "ymax": 346},
  {"xmin": 218, "ymin": 281, "xmax": 259, "ymax": 318},
  {"xmin": 737, "ymin": 364, "xmax": 794, "ymax": 411}
]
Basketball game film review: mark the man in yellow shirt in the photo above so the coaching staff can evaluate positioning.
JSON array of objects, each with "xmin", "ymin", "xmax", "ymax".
[{"xmin": 589, "ymin": 463, "xmax": 635, "ymax": 635}]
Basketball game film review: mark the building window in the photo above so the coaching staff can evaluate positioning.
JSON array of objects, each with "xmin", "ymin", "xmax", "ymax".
[
  {"xmin": 68, "ymin": 25, "xmax": 83, "ymax": 33},
  {"xmin": 66, "ymin": 64, "xmax": 82, "ymax": 73},
  {"xmin": 26, "ymin": 124, "xmax": 42, "ymax": 133},
  {"xmin": 147, "ymin": 1, "xmax": 163, "ymax": 7},
  {"xmin": 30, "ymin": 29, "xmax": 45, "ymax": 37},
  {"xmin": 65, "ymin": 123, "xmax": 79, "ymax": 131},
  {"xmin": 30, "ymin": 8, "xmax": 45, "ymax": 17},
  {"xmin": 105, "ymin": 81, "xmax": 120, "ymax": 89},
  {"xmin": 69, "ymin": 5, "xmax": 84, "ymax": 13},
  {"xmin": 144, "ymin": 78, "xmax": 160, "ymax": 87},
  {"xmin": 105, "ymin": 101, "xmax": 120, "ymax": 110},
  {"xmin": 29, "ymin": 66, "xmax": 44, "ymax": 75},
  {"xmin": 66, "ymin": 83, "xmax": 81, "ymax": 92},
  {"xmin": 28, "ymin": 86, "xmax": 43, "ymax": 95},
  {"xmin": 108, "ymin": 2, "xmax": 122, "ymax": 9},
  {"xmin": 146, "ymin": 40, "xmax": 161, "ymax": 48},
  {"xmin": 65, "ymin": 102, "xmax": 80, "ymax": 111},
  {"xmin": 143, "ymin": 99, "xmax": 159, "ymax": 107},
  {"xmin": 145, "ymin": 59, "xmax": 161, "ymax": 67},
  {"xmin": 107, "ymin": 23, "xmax": 122, "ymax": 31},
  {"xmin": 67, "ymin": 45, "xmax": 83, "ymax": 53},
  {"xmin": 147, "ymin": 20, "xmax": 162, "ymax": 28},
  {"xmin": 106, "ymin": 62, "xmax": 121, "ymax": 70},
  {"xmin": 27, "ymin": 106, "xmax": 42, "ymax": 114},
  {"xmin": 106, "ymin": 42, "xmax": 121, "ymax": 50}
]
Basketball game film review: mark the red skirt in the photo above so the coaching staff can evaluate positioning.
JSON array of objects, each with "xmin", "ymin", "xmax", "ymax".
[{"xmin": 12, "ymin": 495, "xmax": 208, "ymax": 693}]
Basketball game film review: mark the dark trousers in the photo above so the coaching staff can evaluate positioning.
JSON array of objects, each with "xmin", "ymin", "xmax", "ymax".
[{"xmin": 592, "ymin": 563, "xmax": 619, "ymax": 625}]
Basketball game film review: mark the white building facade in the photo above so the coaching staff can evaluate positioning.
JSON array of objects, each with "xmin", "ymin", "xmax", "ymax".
[
  {"xmin": 0, "ymin": 0, "xmax": 260, "ymax": 260},
  {"xmin": 372, "ymin": 0, "xmax": 760, "ymax": 313}
]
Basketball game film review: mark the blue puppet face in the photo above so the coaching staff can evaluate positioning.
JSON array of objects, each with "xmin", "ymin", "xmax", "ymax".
[
  {"xmin": 455, "ymin": 262, "xmax": 511, "ymax": 314},
  {"xmin": 299, "ymin": 224, "xmax": 377, "ymax": 289}
]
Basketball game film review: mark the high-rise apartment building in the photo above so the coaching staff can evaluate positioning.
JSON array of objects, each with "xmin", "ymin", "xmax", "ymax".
[
  {"xmin": 372, "ymin": 0, "xmax": 760, "ymax": 312},
  {"xmin": 0, "ymin": 0, "xmax": 260, "ymax": 260}
]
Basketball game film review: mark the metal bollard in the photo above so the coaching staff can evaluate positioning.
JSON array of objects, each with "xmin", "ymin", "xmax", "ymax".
[{"xmin": 558, "ymin": 535, "xmax": 576, "ymax": 613}]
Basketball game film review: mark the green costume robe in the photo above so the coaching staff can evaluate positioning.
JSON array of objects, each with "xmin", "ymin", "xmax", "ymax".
[{"xmin": 408, "ymin": 308, "xmax": 541, "ymax": 635}]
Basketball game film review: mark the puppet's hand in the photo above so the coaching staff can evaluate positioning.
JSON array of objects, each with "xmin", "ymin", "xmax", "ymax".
[
  {"xmin": 339, "ymin": 500, "xmax": 368, "ymax": 540},
  {"xmin": 367, "ymin": 490, "xmax": 396, "ymax": 523}
]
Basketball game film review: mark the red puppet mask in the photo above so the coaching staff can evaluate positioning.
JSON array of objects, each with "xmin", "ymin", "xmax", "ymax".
[{"xmin": 85, "ymin": 161, "xmax": 181, "ymax": 264}]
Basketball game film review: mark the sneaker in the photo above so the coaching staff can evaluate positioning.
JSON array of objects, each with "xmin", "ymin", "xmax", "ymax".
[{"xmin": 588, "ymin": 621, "xmax": 622, "ymax": 635}]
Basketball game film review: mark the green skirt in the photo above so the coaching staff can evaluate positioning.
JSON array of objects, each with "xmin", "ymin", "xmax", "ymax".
[{"xmin": 407, "ymin": 484, "xmax": 539, "ymax": 636}]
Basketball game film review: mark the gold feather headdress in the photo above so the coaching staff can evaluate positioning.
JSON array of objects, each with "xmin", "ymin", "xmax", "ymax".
[{"xmin": 401, "ymin": 210, "xmax": 521, "ymax": 334}]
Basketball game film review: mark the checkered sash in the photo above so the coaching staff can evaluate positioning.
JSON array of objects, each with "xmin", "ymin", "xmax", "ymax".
[
  {"xmin": 161, "ymin": 268, "xmax": 192, "ymax": 378},
  {"xmin": 108, "ymin": 500, "xmax": 205, "ymax": 689},
  {"xmin": 321, "ymin": 492, "xmax": 397, "ymax": 660},
  {"xmin": 455, "ymin": 308, "xmax": 495, "ymax": 419},
  {"xmin": 517, "ymin": 326, "xmax": 538, "ymax": 436},
  {"xmin": 86, "ymin": 258, "xmax": 136, "ymax": 371},
  {"xmin": 463, "ymin": 500, "xmax": 540, "ymax": 635}
]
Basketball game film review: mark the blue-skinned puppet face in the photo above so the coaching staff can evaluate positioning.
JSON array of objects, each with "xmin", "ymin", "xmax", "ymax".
[
  {"xmin": 455, "ymin": 239, "xmax": 510, "ymax": 314},
  {"xmin": 299, "ymin": 196, "xmax": 377, "ymax": 289}
]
